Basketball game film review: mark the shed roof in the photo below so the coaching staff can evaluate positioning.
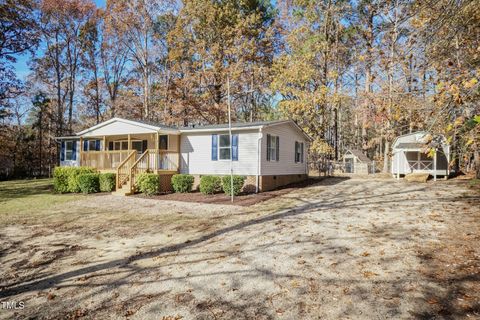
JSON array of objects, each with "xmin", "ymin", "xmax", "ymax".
[
  {"xmin": 396, "ymin": 142, "xmax": 426, "ymax": 149},
  {"xmin": 346, "ymin": 149, "xmax": 371, "ymax": 163}
]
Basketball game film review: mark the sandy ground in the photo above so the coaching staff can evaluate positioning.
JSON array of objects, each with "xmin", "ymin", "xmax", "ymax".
[{"xmin": 0, "ymin": 177, "xmax": 479, "ymax": 319}]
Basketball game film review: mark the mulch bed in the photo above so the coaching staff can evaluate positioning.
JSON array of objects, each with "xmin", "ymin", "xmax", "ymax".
[{"xmin": 135, "ymin": 177, "xmax": 327, "ymax": 206}]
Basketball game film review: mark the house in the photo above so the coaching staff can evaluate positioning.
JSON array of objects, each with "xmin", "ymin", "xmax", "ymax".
[
  {"xmin": 341, "ymin": 149, "xmax": 373, "ymax": 174},
  {"xmin": 56, "ymin": 118, "xmax": 311, "ymax": 195},
  {"xmin": 391, "ymin": 131, "xmax": 451, "ymax": 180}
]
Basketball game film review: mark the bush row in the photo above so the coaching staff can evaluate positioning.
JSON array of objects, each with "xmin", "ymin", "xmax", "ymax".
[
  {"xmin": 137, "ymin": 173, "xmax": 246, "ymax": 196},
  {"xmin": 171, "ymin": 174, "xmax": 246, "ymax": 196},
  {"xmin": 54, "ymin": 167, "xmax": 246, "ymax": 196},
  {"xmin": 53, "ymin": 167, "xmax": 115, "ymax": 194}
]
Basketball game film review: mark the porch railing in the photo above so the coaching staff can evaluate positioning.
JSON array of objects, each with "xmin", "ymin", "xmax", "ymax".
[
  {"xmin": 81, "ymin": 150, "xmax": 131, "ymax": 170},
  {"xmin": 407, "ymin": 160, "xmax": 433, "ymax": 171}
]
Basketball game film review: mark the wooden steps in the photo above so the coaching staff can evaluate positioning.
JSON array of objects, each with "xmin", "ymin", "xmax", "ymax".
[{"xmin": 112, "ymin": 180, "xmax": 133, "ymax": 196}]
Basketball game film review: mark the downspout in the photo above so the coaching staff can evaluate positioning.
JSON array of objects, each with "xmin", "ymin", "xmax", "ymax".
[{"xmin": 256, "ymin": 127, "xmax": 263, "ymax": 193}]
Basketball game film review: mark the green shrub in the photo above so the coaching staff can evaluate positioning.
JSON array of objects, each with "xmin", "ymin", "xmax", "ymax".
[
  {"xmin": 222, "ymin": 175, "xmax": 246, "ymax": 196},
  {"xmin": 99, "ymin": 173, "xmax": 116, "ymax": 192},
  {"xmin": 53, "ymin": 167, "xmax": 96, "ymax": 193},
  {"xmin": 53, "ymin": 167, "xmax": 72, "ymax": 193},
  {"xmin": 171, "ymin": 174, "xmax": 194, "ymax": 193},
  {"xmin": 77, "ymin": 173, "xmax": 100, "ymax": 194},
  {"xmin": 136, "ymin": 173, "xmax": 160, "ymax": 195},
  {"xmin": 67, "ymin": 167, "xmax": 96, "ymax": 193},
  {"xmin": 199, "ymin": 175, "xmax": 222, "ymax": 195}
]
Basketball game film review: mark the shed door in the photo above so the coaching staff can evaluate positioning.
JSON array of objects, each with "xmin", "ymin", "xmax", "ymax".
[{"xmin": 345, "ymin": 158, "xmax": 354, "ymax": 173}]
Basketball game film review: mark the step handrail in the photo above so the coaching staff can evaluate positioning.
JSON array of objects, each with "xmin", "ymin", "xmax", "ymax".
[
  {"xmin": 129, "ymin": 150, "xmax": 152, "ymax": 191},
  {"xmin": 116, "ymin": 151, "xmax": 137, "ymax": 189}
]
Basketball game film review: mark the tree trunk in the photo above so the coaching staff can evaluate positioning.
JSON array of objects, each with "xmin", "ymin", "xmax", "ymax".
[
  {"xmin": 383, "ymin": 140, "xmax": 390, "ymax": 173},
  {"xmin": 474, "ymin": 149, "xmax": 480, "ymax": 179}
]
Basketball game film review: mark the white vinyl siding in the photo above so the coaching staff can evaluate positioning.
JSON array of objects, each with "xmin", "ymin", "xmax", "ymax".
[
  {"xmin": 81, "ymin": 120, "xmax": 159, "ymax": 137},
  {"xmin": 261, "ymin": 123, "xmax": 308, "ymax": 175},
  {"xmin": 180, "ymin": 130, "xmax": 259, "ymax": 175}
]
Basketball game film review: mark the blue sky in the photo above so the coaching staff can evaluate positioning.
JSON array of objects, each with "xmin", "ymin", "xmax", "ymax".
[{"xmin": 13, "ymin": 0, "xmax": 106, "ymax": 79}]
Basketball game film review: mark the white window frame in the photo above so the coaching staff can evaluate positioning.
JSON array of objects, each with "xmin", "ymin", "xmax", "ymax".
[
  {"xmin": 111, "ymin": 140, "xmax": 141, "ymax": 151},
  {"xmin": 159, "ymin": 135, "xmax": 169, "ymax": 150},
  {"xmin": 295, "ymin": 141, "xmax": 304, "ymax": 163},
  {"xmin": 218, "ymin": 134, "xmax": 231, "ymax": 160},
  {"xmin": 65, "ymin": 141, "xmax": 74, "ymax": 161},
  {"xmin": 268, "ymin": 135, "xmax": 278, "ymax": 161}
]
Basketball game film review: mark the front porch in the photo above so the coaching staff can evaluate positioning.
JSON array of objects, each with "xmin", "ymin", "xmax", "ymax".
[
  {"xmin": 78, "ymin": 132, "xmax": 180, "ymax": 194},
  {"xmin": 78, "ymin": 132, "xmax": 180, "ymax": 172}
]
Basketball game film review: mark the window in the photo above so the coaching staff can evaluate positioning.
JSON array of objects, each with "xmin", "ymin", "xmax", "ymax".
[
  {"xmin": 159, "ymin": 135, "xmax": 168, "ymax": 150},
  {"xmin": 110, "ymin": 140, "xmax": 144, "ymax": 151},
  {"xmin": 112, "ymin": 141, "xmax": 129, "ymax": 150},
  {"xmin": 132, "ymin": 141, "xmax": 143, "ymax": 152},
  {"xmin": 267, "ymin": 134, "xmax": 279, "ymax": 161},
  {"xmin": 295, "ymin": 141, "xmax": 304, "ymax": 163},
  {"xmin": 65, "ymin": 141, "xmax": 73, "ymax": 160},
  {"xmin": 219, "ymin": 134, "xmax": 231, "ymax": 160},
  {"xmin": 88, "ymin": 140, "xmax": 96, "ymax": 151}
]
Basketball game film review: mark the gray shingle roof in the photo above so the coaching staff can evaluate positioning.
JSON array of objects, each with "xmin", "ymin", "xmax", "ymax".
[{"xmin": 179, "ymin": 120, "xmax": 288, "ymax": 130}]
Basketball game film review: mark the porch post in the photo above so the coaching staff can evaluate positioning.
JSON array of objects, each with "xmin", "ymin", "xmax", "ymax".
[
  {"xmin": 79, "ymin": 137, "xmax": 83, "ymax": 166},
  {"xmin": 128, "ymin": 134, "xmax": 131, "ymax": 151},
  {"xmin": 155, "ymin": 132, "xmax": 159, "ymax": 171},
  {"xmin": 396, "ymin": 150, "xmax": 400, "ymax": 180},
  {"xmin": 433, "ymin": 148, "xmax": 437, "ymax": 181},
  {"xmin": 102, "ymin": 136, "xmax": 106, "ymax": 169},
  {"xmin": 177, "ymin": 134, "xmax": 181, "ymax": 172}
]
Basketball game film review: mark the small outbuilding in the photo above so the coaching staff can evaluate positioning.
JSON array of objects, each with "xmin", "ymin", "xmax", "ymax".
[
  {"xmin": 391, "ymin": 131, "xmax": 451, "ymax": 180},
  {"xmin": 342, "ymin": 149, "xmax": 373, "ymax": 174}
]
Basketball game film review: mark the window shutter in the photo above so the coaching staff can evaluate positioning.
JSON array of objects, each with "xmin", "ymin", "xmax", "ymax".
[
  {"xmin": 301, "ymin": 142, "xmax": 304, "ymax": 163},
  {"xmin": 295, "ymin": 141, "xmax": 298, "ymax": 163},
  {"xmin": 72, "ymin": 141, "xmax": 77, "ymax": 160},
  {"xmin": 108, "ymin": 141, "xmax": 113, "ymax": 150},
  {"xmin": 142, "ymin": 140, "xmax": 148, "ymax": 153},
  {"xmin": 211, "ymin": 134, "xmax": 218, "ymax": 161},
  {"xmin": 232, "ymin": 134, "xmax": 239, "ymax": 161},
  {"xmin": 83, "ymin": 140, "xmax": 88, "ymax": 151},
  {"xmin": 95, "ymin": 140, "xmax": 100, "ymax": 151},
  {"xmin": 266, "ymin": 134, "xmax": 271, "ymax": 161},
  {"xmin": 276, "ymin": 136, "xmax": 280, "ymax": 162},
  {"xmin": 60, "ymin": 141, "xmax": 65, "ymax": 161}
]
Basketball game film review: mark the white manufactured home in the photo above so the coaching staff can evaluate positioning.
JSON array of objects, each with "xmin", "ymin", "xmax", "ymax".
[
  {"xmin": 391, "ymin": 131, "xmax": 451, "ymax": 180},
  {"xmin": 56, "ymin": 118, "xmax": 311, "ymax": 195}
]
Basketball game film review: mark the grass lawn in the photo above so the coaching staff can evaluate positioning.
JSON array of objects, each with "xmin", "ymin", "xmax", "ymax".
[{"xmin": 0, "ymin": 179, "xmax": 82, "ymax": 217}]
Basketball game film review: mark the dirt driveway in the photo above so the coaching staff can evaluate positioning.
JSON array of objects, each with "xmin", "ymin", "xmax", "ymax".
[{"xmin": 1, "ymin": 177, "xmax": 479, "ymax": 319}]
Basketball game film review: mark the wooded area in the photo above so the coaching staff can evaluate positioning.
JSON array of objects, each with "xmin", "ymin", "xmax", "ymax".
[{"xmin": 0, "ymin": 0, "xmax": 479, "ymax": 178}]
